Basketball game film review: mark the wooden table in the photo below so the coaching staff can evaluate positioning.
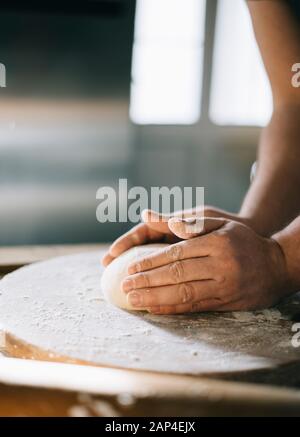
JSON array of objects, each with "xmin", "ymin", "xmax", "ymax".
[{"xmin": 0, "ymin": 244, "xmax": 300, "ymax": 417}]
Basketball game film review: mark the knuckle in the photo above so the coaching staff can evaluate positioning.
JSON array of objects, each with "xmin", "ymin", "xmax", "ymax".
[
  {"xmin": 131, "ymin": 232, "xmax": 142, "ymax": 245},
  {"xmin": 137, "ymin": 257, "xmax": 152, "ymax": 272},
  {"xmin": 217, "ymin": 230, "xmax": 232, "ymax": 246},
  {"xmin": 169, "ymin": 261, "xmax": 184, "ymax": 283},
  {"xmin": 178, "ymin": 282, "xmax": 194, "ymax": 304},
  {"xmin": 215, "ymin": 273, "xmax": 226, "ymax": 285},
  {"xmin": 166, "ymin": 244, "xmax": 183, "ymax": 262},
  {"xmin": 216, "ymin": 232, "xmax": 238, "ymax": 258},
  {"xmin": 139, "ymin": 273, "xmax": 150, "ymax": 287}
]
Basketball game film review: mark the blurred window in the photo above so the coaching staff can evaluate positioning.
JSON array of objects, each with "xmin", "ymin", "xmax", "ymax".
[
  {"xmin": 209, "ymin": 0, "xmax": 272, "ymax": 126},
  {"xmin": 130, "ymin": 0, "xmax": 272, "ymax": 127},
  {"xmin": 130, "ymin": 0, "xmax": 206, "ymax": 125}
]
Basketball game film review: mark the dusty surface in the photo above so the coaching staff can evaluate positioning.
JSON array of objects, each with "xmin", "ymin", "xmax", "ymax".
[{"xmin": 0, "ymin": 251, "xmax": 300, "ymax": 377}]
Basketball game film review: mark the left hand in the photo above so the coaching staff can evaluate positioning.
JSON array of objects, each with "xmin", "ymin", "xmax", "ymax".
[
  {"xmin": 122, "ymin": 217, "xmax": 291, "ymax": 314},
  {"xmin": 101, "ymin": 207, "xmax": 252, "ymax": 267}
]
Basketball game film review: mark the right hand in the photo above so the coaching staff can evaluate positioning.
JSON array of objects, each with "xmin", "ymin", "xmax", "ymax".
[{"xmin": 101, "ymin": 207, "xmax": 250, "ymax": 266}]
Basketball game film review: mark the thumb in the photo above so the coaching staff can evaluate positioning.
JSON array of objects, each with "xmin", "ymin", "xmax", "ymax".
[
  {"xmin": 141, "ymin": 209, "xmax": 173, "ymax": 235},
  {"xmin": 168, "ymin": 216, "xmax": 227, "ymax": 240}
]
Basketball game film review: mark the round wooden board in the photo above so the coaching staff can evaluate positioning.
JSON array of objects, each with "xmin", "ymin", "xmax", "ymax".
[{"xmin": 0, "ymin": 251, "xmax": 300, "ymax": 379}]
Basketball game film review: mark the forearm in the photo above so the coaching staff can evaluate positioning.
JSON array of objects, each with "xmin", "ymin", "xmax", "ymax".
[
  {"xmin": 273, "ymin": 215, "xmax": 300, "ymax": 292},
  {"xmin": 240, "ymin": 103, "xmax": 300, "ymax": 236},
  {"xmin": 241, "ymin": 0, "xmax": 300, "ymax": 236}
]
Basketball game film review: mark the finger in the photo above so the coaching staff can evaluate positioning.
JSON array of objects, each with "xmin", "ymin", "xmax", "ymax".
[
  {"xmin": 141, "ymin": 209, "xmax": 173, "ymax": 235},
  {"xmin": 108, "ymin": 223, "xmax": 163, "ymax": 258},
  {"xmin": 101, "ymin": 252, "xmax": 114, "ymax": 267},
  {"xmin": 109, "ymin": 224, "xmax": 148, "ymax": 257},
  {"xmin": 148, "ymin": 295, "xmax": 244, "ymax": 314},
  {"xmin": 147, "ymin": 298, "xmax": 224, "ymax": 315},
  {"xmin": 168, "ymin": 217, "xmax": 227, "ymax": 240},
  {"xmin": 126, "ymin": 280, "xmax": 217, "ymax": 308},
  {"xmin": 128, "ymin": 237, "xmax": 216, "ymax": 274},
  {"xmin": 142, "ymin": 207, "xmax": 201, "ymax": 237},
  {"xmin": 123, "ymin": 257, "xmax": 217, "ymax": 291},
  {"xmin": 141, "ymin": 209, "xmax": 193, "ymax": 243}
]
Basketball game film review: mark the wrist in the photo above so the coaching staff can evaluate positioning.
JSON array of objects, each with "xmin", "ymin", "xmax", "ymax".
[
  {"xmin": 236, "ymin": 214, "xmax": 270, "ymax": 236},
  {"xmin": 272, "ymin": 232, "xmax": 300, "ymax": 294}
]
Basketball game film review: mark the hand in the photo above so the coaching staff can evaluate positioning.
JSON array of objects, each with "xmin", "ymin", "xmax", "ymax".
[
  {"xmin": 121, "ymin": 218, "xmax": 290, "ymax": 314},
  {"xmin": 101, "ymin": 207, "xmax": 250, "ymax": 266}
]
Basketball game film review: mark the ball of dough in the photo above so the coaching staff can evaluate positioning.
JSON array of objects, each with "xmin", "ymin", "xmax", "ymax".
[{"xmin": 101, "ymin": 243, "xmax": 169, "ymax": 310}]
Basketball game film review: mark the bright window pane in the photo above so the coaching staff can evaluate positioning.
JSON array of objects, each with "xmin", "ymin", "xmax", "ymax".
[
  {"xmin": 209, "ymin": 0, "xmax": 273, "ymax": 126},
  {"xmin": 130, "ymin": 0, "xmax": 206, "ymax": 125}
]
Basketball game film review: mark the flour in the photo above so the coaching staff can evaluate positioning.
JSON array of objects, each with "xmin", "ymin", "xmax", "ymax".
[
  {"xmin": 0, "ymin": 331, "xmax": 5, "ymax": 349},
  {"xmin": 1, "ymin": 251, "xmax": 299, "ymax": 377},
  {"xmin": 233, "ymin": 308, "xmax": 282, "ymax": 323}
]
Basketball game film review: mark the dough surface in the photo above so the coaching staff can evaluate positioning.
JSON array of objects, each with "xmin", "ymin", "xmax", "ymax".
[{"xmin": 101, "ymin": 243, "xmax": 169, "ymax": 310}]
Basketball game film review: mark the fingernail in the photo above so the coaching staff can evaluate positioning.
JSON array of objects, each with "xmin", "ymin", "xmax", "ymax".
[
  {"xmin": 183, "ymin": 217, "xmax": 197, "ymax": 224},
  {"xmin": 122, "ymin": 278, "xmax": 133, "ymax": 291},
  {"xmin": 183, "ymin": 217, "xmax": 204, "ymax": 234},
  {"xmin": 128, "ymin": 292, "xmax": 142, "ymax": 307}
]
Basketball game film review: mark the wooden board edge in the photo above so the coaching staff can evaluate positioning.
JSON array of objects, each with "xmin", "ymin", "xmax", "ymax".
[
  {"xmin": 1, "ymin": 331, "xmax": 96, "ymax": 367},
  {"xmin": 2, "ymin": 330, "xmax": 300, "ymax": 388}
]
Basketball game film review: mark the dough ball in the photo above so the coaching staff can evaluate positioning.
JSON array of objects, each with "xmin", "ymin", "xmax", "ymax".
[{"xmin": 101, "ymin": 243, "xmax": 169, "ymax": 310}]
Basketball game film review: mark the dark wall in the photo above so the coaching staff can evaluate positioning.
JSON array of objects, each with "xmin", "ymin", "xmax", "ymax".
[
  {"xmin": 0, "ymin": 1, "xmax": 135, "ymax": 99},
  {"xmin": 0, "ymin": 1, "xmax": 136, "ymax": 245}
]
